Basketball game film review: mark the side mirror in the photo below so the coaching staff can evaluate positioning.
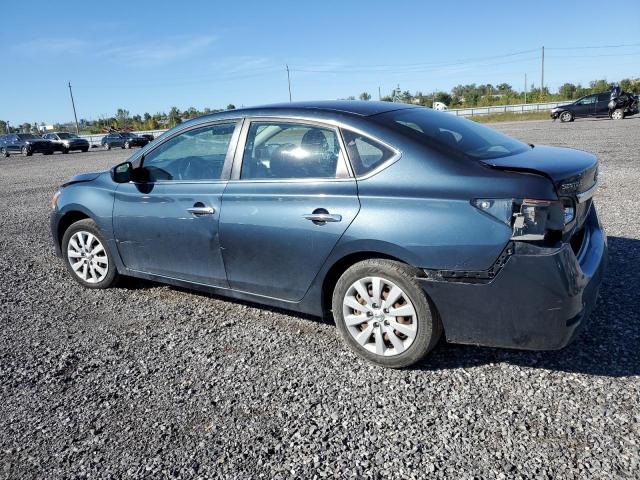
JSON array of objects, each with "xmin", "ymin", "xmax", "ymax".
[{"xmin": 110, "ymin": 161, "xmax": 132, "ymax": 183}]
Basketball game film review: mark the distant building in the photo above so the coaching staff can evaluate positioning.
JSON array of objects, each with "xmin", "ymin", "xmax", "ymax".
[{"xmin": 37, "ymin": 124, "xmax": 54, "ymax": 132}]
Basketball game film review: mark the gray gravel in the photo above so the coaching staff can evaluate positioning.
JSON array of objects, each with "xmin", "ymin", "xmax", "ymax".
[{"xmin": 1, "ymin": 118, "xmax": 639, "ymax": 479}]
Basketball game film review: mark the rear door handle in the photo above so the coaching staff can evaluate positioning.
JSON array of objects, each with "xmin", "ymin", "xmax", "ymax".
[
  {"xmin": 187, "ymin": 206, "xmax": 215, "ymax": 215},
  {"xmin": 303, "ymin": 213, "xmax": 342, "ymax": 223}
]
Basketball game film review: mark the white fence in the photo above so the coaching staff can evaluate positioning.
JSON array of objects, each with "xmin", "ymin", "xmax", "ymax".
[{"xmin": 446, "ymin": 100, "xmax": 567, "ymax": 117}]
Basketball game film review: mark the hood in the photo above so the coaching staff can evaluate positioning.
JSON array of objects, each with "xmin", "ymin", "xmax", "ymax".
[
  {"xmin": 62, "ymin": 171, "xmax": 104, "ymax": 187},
  {"xmin": 551, "ymin": 103, "xmax": 574, "ymax": 111},
  {"xmin": 480, "ymin": 145, "xmax": 598, "ymax": 195}
]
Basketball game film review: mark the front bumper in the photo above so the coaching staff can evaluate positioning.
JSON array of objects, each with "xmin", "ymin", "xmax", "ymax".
[
  {"xmin": 418, "ymin": 205, "xmax": 607, "ymax": 350},
  {"xmin": 27, "ymin": 143, "xmax": 54, "ymax": 153},
  {"xmin": 550, "ymin": 110, "xmax": 560, "ymax": 119}
]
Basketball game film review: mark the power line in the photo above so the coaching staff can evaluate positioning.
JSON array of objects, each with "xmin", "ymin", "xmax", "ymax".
[{"xmin": 547, "ymin": 42, "xmax": 640, "ymax": 50}]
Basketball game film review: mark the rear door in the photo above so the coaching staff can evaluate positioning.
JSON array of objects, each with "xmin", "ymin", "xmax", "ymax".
[{"xmin": 219, "ymin": 119, "xmax": 360, "ymax": 301}]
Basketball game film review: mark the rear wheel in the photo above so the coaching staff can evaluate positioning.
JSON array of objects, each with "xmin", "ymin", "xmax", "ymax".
[
  {"xmin": 81, "ymin": 147, "xmax": 89, "ymax": 153},
  {"xmin": 611, "ymin": 109, "xmax": 625, "ymax": 120},
  {"xmin": 62, "ymin": 218, "xmax": 118, "ymax": 289},
  {"xmin": 559, "ymin": 111, "xmax": 573, "ymax": 123},
  {"xmin": 332, "ymin": 259, "xmax": 442, "ymax": 368},
  {"xmin": 124, "ymin": 141, "xmax": 130, "ymax": 149},
  {"xmin": 62, "ymin": 148, "xmax": 69, "ymax": 154},
  {"xmin": 22, "ymin": 146, "xmax": 32, "ymax": 156},
  {"xmin": 103, "ymin": 143, "xmax": 111, "ymax": 150},
  {"xmin": 0, "ymin": 147, "xmax": 8, "ymax": 158}
]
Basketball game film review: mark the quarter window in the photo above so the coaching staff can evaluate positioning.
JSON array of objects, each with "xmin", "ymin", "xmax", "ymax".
[
  {"xmin": 241, "ymin": 122, "xmax": 346, "ymax": 180},
  {"xmin": 342, "ymin": 130, "xmax": 396, "ymax": 176},
  {"xmin": 141, "ymin": 123, "xmax": 236, "ymax": 181}
]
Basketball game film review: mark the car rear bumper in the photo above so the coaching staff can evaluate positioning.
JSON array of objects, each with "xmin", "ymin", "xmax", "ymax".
[{"xmin": 418, "ymin": 205, "xmax": 607, "ymax": 350}]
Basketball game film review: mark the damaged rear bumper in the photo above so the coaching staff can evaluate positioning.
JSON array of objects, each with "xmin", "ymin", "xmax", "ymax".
[{"xmin": 418, "ymin": 206, "xmax": 607, "ymax": 350}]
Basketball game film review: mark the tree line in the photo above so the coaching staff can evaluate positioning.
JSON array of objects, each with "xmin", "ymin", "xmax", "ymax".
[{"xmin": 2, "ymin": 77, "xmax": 638, "ymax": 134}]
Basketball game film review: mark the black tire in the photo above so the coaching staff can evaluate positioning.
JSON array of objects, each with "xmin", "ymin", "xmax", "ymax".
[
  {"xmin": 22, "ymin": 146, "xmax": 32, "ymax": 156},
  {"xmin": 559, "ymin": 111, "xmax": 573, "ymax": 123},
  {"xmin": 81, "ymin": 148, "xmax": 88, "ymax": 153},
  {"xmin": 104, "ymin": 143, "xmax": 111, "ymax": 150},
  {"xmin": 43, "ymin": 151, "xmax": 53, "ymax": 156},
  {"xmin": 332, "ymin": 259, "xmax": 442, "ymax": 368},
  {"xmin": 61, "ymin": 218, "xmax": 119, "ymax": 289},
  {"xmin": 124, "ymin": 141, "xmax": 130, "ymax": 149},
  {"xmin": 62, "ymin": 148, "xmax": 69, "ymax": 154},
  {"xmin": 0, "ymin": 147, "xmax": 8, "ymax": 158}
]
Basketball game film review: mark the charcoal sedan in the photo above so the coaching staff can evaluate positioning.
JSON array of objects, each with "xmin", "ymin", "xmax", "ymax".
[
  {"xmin": 50, "ymin": 101, "xmax": 606, "ymax": 368},
  {"xmin": 42, "ymin": 132, "xmax": 89, "ymax": 153}
]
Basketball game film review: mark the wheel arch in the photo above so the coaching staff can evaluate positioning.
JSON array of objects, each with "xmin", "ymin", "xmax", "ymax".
[
  {"xmin": 320, "ymin": 251, "xmax": 416, "ymax": 315},
  {"xmin": 55, "ymin": 210, "xmax": 92, "ymax": 250}
]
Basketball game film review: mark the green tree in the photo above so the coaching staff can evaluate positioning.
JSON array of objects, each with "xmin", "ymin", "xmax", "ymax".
[
  {"xmin": 226, "ymin": 104, "xmax": 236, "ymax": 110},
  {"xmin": 0, "ymin": 120, "xmax": 7, "ymax": 133},
  {"xmin": 168, "ymin": 107, "xmax": 181, "ymax": 128},
  {"xmin": 21, "ymin": 123, "xmax": 31, "ymax": 133},
  {"xmin": 359, "ymin": 92, "xmax": 372, "ymax": 101},
  {"xmin": 115, "ymin": 108, "xmax": 130, "ymax": 129},
  {"xmin": 558, "ymin": 83, "xmax": 577, "ymax": 99}
]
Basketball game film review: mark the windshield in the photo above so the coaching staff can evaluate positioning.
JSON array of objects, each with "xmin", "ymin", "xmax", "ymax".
[
  {"xmin": 377, "ymin": 108, "xmax": 530, "ymax": 160},
  {"xmin": 57, "ymin": 133, "xmax": 71, "ymax": 139},
  {"xmin": 18, "ymin": 134, "xmax": 40, "ymax": 140},
  {"xmin": 122, "ymin": 132, "xmax": 136, "ymax": 138}
]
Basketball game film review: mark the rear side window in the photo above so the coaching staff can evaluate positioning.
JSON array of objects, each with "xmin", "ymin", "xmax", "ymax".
[
  {"xmin": 342, "ymin": 130, "xmax": 396, "ymax": 176},
  {"xmin": 241, "ymin": 122, "xmax": 347, "ymax": 180}
]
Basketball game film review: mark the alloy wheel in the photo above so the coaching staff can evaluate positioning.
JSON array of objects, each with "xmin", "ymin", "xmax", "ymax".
[
  {"xmin": 560, "ymin": 111, "xmax": 572, "ymax": 122},
  {"xmin": 342, "ymin": 276, "xmax": 417, "ymax": 357},
  {"xmin": 67, "ymin": 231, "xmax": 109, "ymax": 284},
  {"xmin": 611, "ymin": 109, "xmax": 624, "ymax": 120}
]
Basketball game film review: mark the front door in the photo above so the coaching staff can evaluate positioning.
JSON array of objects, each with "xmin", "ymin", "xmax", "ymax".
[
  {"xmin": 113, "ymin": 121, "xmax": 240, "ymax": 286},
  {"xmin": 573, "ymin": 95, "xmax": 597, "ymax": 117},
  {"xmin": 219, "ymin": 120, "xmax": 360, "ymax": 301}
]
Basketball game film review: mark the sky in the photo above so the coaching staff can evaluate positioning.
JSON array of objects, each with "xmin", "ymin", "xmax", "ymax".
[{"xmin": 1, "ymin": 0, "xmax": 639, "ymax": 125}]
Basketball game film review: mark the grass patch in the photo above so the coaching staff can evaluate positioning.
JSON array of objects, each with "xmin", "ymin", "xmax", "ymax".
[{"xmin": 467, "ymin": 111, "xmax": 551, "ymax": 123}]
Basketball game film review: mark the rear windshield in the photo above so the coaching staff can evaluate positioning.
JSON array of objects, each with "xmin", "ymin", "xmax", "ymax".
[
  {"xmin": 17, "ymin": 134, "xmax": 40, "ymax": 140},
  {"xmin": 57, "ymin": 133, "xmax": 71, "ymax": 139},
  {"xmin": 376, "ymin": 108, "xmax": 530, "ymax": 160}
]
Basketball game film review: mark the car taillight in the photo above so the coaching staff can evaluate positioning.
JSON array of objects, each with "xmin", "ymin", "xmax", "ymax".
[{"xmin": 473, "ymin": 198, "xmax": 572, "ymax": 241}]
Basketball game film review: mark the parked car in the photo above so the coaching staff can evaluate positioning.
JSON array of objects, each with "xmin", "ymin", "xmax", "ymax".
[
  {"xmin": 139, "ymin": 133, "xmax": 155, "ymax": 142},
  {"xmin": 1, "ymin": 133, "xmax": 54, "ymax": 157},
  {"xmin": 101, "ymin": 132, "xmax": 149, "ymax": 150},
  {"xmin": 42, "ymin": 132, "xmax": 89, "ymax": 153},
  {"xmin": 550, "ymin": 92, "xmax": 639, "ymax": 122},
  {"xmin": 50, "ymin": 101, "xmax": 606, "ymax": 368}
]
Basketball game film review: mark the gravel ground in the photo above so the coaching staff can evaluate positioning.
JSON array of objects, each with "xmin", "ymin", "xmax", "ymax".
[{"xmin": 0, "ymin": 118, "xmax": 639, "ymax": 479}]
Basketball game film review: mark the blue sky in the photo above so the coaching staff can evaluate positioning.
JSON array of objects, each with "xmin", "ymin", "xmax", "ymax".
[{"xmin": 1, "ymin": 0, "xmax": 639, "ymax": 124}]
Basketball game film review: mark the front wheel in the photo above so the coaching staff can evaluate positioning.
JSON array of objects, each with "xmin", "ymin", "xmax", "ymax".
[
  {"xmin": 103, "ymin": 143, "xmax": 111, "ymax": 150},
  {"xmin": 124, "ymin": 141, "xmax": 130, "ymax": 149},
  {"xmin": 0, "ymin": 147, "xmax": 9, "ymax": 158},
  {"xmin": 62, "ymin": 218, "xmax": 119, "ymax": 289},
  {"xmin": 332, "ymin": 259, "xmax": 442, "ymax": 368},
  {"xmin": 22, "ymin": 146, "xmax": 32, "ymax": 156},
  {"xmin": 611, "ymin": 109, "xmax": 625, "ymax": 120},
  {"xmin": 559, "ymin": 111, "xmax": 573, "ymax": 123}
]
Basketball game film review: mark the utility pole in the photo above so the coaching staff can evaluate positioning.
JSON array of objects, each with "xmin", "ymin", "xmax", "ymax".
[
  {"xmin": 68, "ymin": 82, "xmax": 80, "ymax": 134},
  {"xmin": 286, "ymin": 65, "xmax": 292, "ymax": 102},
  {"xmin": 524, "ymin": 73, "xmax": 527, "ymax": 104},
  {"xmin": 540, "ymin": 46, "xmax": 545, "ymax": 94},
  {"xmin": 378, "ymin": 86, "xmax": 381, "ymax": 100}
]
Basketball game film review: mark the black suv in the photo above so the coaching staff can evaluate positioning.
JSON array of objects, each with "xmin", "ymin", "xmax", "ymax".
[
  {"xmin": 0, "ymin": 133, "xmax": 54, "ymax": 157},
  {"xmin": 551, "ymin": 92, "xmax": 639, "ymax": 122}
]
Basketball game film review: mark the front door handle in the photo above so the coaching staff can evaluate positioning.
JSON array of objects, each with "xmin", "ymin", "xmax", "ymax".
[
  {"xmin": 303, "ymin": 213, "xmax": 342, "ymax": 223},
  {"xmin": 187, "ymin": 206, "xmax": 215, "ymax": 216}
]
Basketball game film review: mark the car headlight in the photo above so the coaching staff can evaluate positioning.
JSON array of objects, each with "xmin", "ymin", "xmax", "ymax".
[{"xmin": 51, "ymin": 190, "xmax": 61, "ymax": 210}]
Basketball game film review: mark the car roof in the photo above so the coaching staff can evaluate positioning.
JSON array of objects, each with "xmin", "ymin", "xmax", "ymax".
[{"xmin": 241, "ymin": 100, "xmax": 418, "ymax": 117}]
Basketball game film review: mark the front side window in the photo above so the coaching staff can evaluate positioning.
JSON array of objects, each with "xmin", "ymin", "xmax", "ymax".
[
  {"xmin": 141, "ymin": 123, "xmax": 236, "ymax": 181},
  {"xmin": 241, "ymin": 122, "xmax": 345, "ymax": 180},
  {"xmin": 376, "ymin": 107, "xmax": 530, "ymax": 160},
  {"xmin": 342, "ymin": 130, "xmax": 396, "ymax": 176},
  {"xmin": 577, "ymin": 96, "xmax": 596, "ymax": 105}
]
